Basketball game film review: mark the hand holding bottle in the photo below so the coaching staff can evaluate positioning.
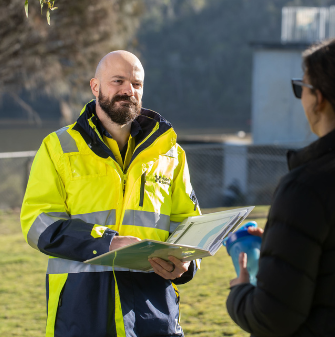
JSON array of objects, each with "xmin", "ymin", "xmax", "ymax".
[{"xmin": 224, "ymin": 222, "xmax": 263, "ymax": 286}]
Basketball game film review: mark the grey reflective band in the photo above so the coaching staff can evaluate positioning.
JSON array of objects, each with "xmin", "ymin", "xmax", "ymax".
[
  {"xmin": 47, "ymin": 258, "xmax": 153, "ymax": 274},
  {"xmin": 164, "ymin": 145, "xmax": 178, "ymax": 158},
  {"xmin": 55, "ymin": 126, "xmax": 79, "ymax": 153},
  {"xmin": 169, "ymin": 221, "xmax": 181, "ymax": 234},
  {"xmin": 27, "ymin": 212, "xmax": 70, "ymax": 250},
  {"xmin": 72, "ymin": 210, "xmax": 116, "ymax": 226},
  {"xmin": 122, "ymin": 210, "xmax": 170, "ymax": 231},
  {"xmin": 27, "ymin": 210, "xmax": 116, "ymax": 250}
]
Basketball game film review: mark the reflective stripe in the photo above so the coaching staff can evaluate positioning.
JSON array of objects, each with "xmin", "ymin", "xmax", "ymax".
[
  {"xmin": 169, "ymin": 221, "xmax": 181, "ymax": 234},
  {"xmin": 27, "ymin": 212, "xmax": 70, "ymax": 250},
  {"xmin": 164, "ymin": 145, "xmax": 178, "ymax": 158},
  {"xmin": 47, "ymin": 258, "xmax": 153, "ymax": 274},
  {"xmin": 27, "ymin": 210, "xmax": 116, "ymax": 250},
  {"xmin": 72, "ymin": 209, "xmax": 116, "ymax": 226},
  {"xmin": 122, "ymin": 210, "xmax": 170, "ymax": 231},
  {"xmin": 55, "ymin": 126, "xmax": 79, "ymax": 153}
]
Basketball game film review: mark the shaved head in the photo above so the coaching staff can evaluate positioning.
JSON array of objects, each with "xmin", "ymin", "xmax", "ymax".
[
  {"xmin": 90, "ymin": 50, "xmax": 144, "ymax": 126},
  {"xmin": 95, "ymin": 50, "xmax": 144, "ymax": 80}
]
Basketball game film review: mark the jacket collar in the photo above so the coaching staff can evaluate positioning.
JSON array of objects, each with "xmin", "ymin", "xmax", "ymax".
[
  {"xmin": 73, "ymin": 100, "xmax": 174, "ymax": 168},
  {"xmin": 77, "ymin": 100, "xmax": 172, "ymax": 141},
  {"xmin": 101, "ymin": 119, "xmax": 142, "ymax": 140},
  {"xmin": 287, "ymin": 128, "xmax": 335, "ymax": 171}
]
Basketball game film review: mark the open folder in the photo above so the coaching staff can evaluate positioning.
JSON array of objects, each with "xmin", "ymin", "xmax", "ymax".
[{"xmin": 84, "ymin": 206, "xmax": 254, "ymax": 271}]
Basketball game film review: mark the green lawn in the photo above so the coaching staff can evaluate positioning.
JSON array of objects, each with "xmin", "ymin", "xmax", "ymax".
[{"xmin": 0, "ymin": 206, "xmax": 269, "ymax": 337}]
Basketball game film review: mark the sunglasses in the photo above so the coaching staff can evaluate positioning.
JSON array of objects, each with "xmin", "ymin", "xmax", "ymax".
[{"xmin": 291, "ymin": 78, "xmax": 314, "ymax": 99}]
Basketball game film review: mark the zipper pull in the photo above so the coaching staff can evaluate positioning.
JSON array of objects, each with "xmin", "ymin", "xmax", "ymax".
[
  {"xmin": 139, "ymin": 171, "xmax": 146, "ymax": 207},
  {"xmin": 123, "ymin": 177, "xmax": 126, "ymax": 195}
]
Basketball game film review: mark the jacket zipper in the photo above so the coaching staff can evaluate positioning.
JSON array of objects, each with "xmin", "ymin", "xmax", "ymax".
[
  {"xmin": 139, "ymin": 172, "xmax": 146, "ymax": 207},
  {"xmin": 123, "ymin": 176, "xmax": 126, "ymax": 195},
  {"xmin": 124, "ymin": 122, "xmax": 159, "ymax": 173},
  {"xmin": 117, "ymin": 121, "xmax": 159, "ymax": 225},
  {"xmin": 122, "ymin": 123, "xmax": 157, "ymax": 204}
]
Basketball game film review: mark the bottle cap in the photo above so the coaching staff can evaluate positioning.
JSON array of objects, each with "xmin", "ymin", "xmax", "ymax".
[{"xmin": 223, "ymin": 221, "xmax": 258, "ymax": 251}]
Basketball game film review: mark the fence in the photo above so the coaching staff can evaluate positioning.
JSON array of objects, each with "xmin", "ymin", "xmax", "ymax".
[
  {"xmin": 0, "ymin": 151, "xmax": 36, "ymax": 209},
  {"xmin": 183, "ymin": 143, "xmax": 292, "ymax": 208},
  {"xmin": 0, "ymin": 143, "xmax": 298, "ymax": 209}
]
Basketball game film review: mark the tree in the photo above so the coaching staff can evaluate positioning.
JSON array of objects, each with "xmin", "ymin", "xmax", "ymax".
[
  {"xmin": 25, "ymin": 0, "xmax": 58, "ymax": 25},
  {"xmin": 0, "ymin": 0, "xmax": 144, "ymax": 123}
]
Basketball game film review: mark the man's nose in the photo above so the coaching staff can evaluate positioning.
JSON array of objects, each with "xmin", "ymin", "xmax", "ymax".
[{"xmin": 122, "ymin": 83, "xmax": 135, "ymax": 96}]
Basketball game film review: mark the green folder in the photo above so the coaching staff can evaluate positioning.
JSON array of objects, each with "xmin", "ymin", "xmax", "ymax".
[{"xmin": 84, "ymin": 206, "xmax": 254, "ymax": 271}]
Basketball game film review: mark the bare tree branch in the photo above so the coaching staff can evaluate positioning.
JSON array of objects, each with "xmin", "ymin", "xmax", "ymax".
[
  {"xmin": 9, "ymin": 92, "xmax": 42, "ymax": 125},
  {"xmin": 1, "ymin": 0, "xmax": 144, "ymax": 121}
]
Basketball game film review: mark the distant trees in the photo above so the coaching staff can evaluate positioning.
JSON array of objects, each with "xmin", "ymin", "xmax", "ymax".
[
  {"xmin": 4, "ymin": 0, "xmax": 333, "ymax": 126},
  {"xmin": 0, "ymin": 0, "xmax": 144, "ymax": 122}
]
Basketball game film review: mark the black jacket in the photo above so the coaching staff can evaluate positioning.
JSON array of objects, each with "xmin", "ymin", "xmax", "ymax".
[{"xmin": 226, "ymin": 129, "xmax": 335, "ymax": 337}]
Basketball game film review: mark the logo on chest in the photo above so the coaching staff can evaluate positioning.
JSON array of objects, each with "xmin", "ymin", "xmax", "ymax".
[{"xmin": 154, "ymin": 174, "xmax": 171, "ymax": 186}]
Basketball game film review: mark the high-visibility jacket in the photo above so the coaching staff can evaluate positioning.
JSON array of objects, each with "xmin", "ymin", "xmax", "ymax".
[{"xmin": 21, "ymin": 100, "xmax": 201, "ymax": 337}]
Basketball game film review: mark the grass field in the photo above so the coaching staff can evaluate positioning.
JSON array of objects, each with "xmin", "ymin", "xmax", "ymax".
[{"xmin": 0, "ymin": 206, "xmax": 269, "ymax": 337}]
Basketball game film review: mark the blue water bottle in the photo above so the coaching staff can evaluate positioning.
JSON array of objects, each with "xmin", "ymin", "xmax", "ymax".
[{"xmin": 223, "ymin": 221, "xmax": 262, "ymax": 285}]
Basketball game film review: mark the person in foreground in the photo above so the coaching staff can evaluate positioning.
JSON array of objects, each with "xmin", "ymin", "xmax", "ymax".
[
  {"xmin": 20, "ymin": 51, "xmax": 201, "ymax": 337},
  {"xmin": 226, "ymin": 38, "xmax": 335, "ymax": 336}
]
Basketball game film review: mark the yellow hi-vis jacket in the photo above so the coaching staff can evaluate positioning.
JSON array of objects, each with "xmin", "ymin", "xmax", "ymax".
[{"xmin": 20, "ymin": 101, "xmax": 201, "ymax": 337}]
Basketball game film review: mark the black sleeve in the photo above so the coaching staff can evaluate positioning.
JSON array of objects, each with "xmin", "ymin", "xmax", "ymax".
[{"xmin": 38, "ymin": 218, "xmax": 118, "ymax": 261}]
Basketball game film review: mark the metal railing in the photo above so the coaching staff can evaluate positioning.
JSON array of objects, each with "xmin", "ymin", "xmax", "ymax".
[
  {"xmin": 0, "ymin": 151, "xmax": 36, "ymax": 209},
  {"xmin": 183, "ymin": 143, "xmax": 292, "ymax": 208}
]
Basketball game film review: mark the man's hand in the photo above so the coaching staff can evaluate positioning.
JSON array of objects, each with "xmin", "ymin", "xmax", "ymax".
[
  {"xmin": 148, "ymin": 256, "xmax": 190, "ymax": 280},
  {"xmin": 229, "ymin": 252, "xmax": 250, "ymax": 287},
  {"xmin": 109, "ymin": 236, "xmax": 141, "ymax": 251}
]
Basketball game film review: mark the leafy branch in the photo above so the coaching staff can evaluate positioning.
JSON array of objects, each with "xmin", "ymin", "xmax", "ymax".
[{"xmin": 25, "ymin": 0, "xmax": 58, "ymax": 25}]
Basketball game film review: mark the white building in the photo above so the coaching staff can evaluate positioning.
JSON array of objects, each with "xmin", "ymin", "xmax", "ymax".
[{"xmin": 251, "ymin": 6, "xmax": 335, "ymax": 145}]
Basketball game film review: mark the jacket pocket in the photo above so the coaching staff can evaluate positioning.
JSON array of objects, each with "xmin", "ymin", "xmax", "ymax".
[
  {"xmin": 139, "ymin": 171, "xmax": 146, "ymax": 207},
  {"xmin": 68, "ymin": 154, "xmax": 107, "ymax": 180}
]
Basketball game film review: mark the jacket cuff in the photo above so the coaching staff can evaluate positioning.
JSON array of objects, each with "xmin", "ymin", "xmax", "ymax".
[
  {"xmin": 173, "ymin": 260, "xmax": 197, "ymax": 285},
  {"xmin": 91, "ymin": 228, "xmax": 118, "ymax": 258}
]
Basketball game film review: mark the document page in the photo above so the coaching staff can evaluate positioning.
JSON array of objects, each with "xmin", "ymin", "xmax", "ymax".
[
  {"xmin": 167, "ymin": 207, "xmax": 254, "ymax": 250},
  {"xmin": 174, "ymin": 213, "xmax": 240, "ymax": 249},
  {"xmin": 166, "ymin": 219, "xmax": 193, "ymax": 244}
]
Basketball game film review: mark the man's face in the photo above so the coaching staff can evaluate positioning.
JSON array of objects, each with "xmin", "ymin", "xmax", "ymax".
[
  {"xmin": 97, "ymin": 59, "xmax": 144, "ymax": 125},
  {"xmin": 98, "ymin": 86, "xmax": 142, "ymax": 125}
]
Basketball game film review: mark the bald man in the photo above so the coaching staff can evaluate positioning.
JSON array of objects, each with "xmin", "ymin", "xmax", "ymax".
[{"xmin": 21, "ymin": 51, "xmax": 201, "ymax": 337}]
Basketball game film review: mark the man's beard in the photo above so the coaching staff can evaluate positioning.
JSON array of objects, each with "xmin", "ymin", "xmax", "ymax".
[{"xmin": 98, "ymin": 89, "xmax": 142, "ymax": 125}]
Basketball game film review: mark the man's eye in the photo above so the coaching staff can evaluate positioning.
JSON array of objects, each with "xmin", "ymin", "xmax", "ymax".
[
  {"xmin": 133, "ymin": 83, "xmax": 141, "ymax": 88},
  {"xmin": 114, "ymin": 80, "xmax": 122, "ymax": 84}
]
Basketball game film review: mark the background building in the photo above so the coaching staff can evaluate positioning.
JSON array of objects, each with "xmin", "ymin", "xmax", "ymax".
[{"xmin": 251, "ymin": 6, "xmax": 335, "ymax": 145}]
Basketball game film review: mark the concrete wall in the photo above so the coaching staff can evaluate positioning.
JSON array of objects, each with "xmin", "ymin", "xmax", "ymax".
[{"xmin": 251, "ymin": 48, "xmax": 317, "ymax": 145}]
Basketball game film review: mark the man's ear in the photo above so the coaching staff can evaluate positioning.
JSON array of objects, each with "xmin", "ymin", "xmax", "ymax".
[
  {"xmin": 315, "ymin": 89, "xmax": 326, "ymax": 112},
  {"xmin": 90, "ymin": 78, "xmax": 99, "ymax": 98}
]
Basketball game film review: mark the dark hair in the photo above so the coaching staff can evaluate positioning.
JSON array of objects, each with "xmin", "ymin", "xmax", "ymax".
[{"xmin": 302, "ymin": 38, "xmax": 335, "ymax": 112}]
